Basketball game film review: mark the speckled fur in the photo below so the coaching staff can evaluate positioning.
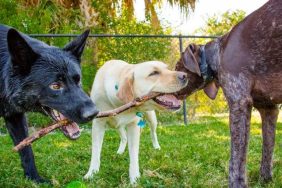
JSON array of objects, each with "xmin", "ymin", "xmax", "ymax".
[{"xmin": 175, "ymin": 0, "xmax": 282, "ymax": 187}]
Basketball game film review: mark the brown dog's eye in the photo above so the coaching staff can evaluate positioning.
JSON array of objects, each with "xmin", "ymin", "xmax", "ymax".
[
  {"xmin": 148, "ymin": 71, "xmax": 160, "ymax": 77},
  {"xmin": 50, "ymin": 82, "xmax": 63, "ymax": 90}
]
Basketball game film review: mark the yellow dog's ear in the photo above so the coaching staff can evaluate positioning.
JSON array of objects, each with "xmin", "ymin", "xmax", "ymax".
[{"xmin": 117, "ymin": 73, "xmax": 134, "ymax": 103}]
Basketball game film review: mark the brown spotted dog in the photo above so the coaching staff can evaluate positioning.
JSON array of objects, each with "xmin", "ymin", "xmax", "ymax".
[{"xmin": 175, "ymin": 0, "xmax": 282, "ymax": 187}]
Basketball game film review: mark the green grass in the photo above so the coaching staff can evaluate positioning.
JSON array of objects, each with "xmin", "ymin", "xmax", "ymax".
[{"xmin": 0, "ymin": 114, "xmax": 282, "ymax": 187}]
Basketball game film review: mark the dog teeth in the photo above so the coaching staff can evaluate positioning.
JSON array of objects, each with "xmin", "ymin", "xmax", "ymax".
[
  {"xmin": 41, "ymin": 107, "xmax": 49, "ymax": 115},
  {"xmin": 51, "ymin": 109, "xmax": 62, "ymax": 120},
  {"xmin": 53, "ymin": 110, "xmax": 59, "ymax": 116}
]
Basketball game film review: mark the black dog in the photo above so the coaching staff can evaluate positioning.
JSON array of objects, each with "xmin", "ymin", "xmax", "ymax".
[{"xmin": 0, "ymin": 25, "xmax": 99, "ymax": 183}]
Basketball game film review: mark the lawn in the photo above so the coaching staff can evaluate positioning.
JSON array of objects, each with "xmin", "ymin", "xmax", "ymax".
[{"xmin": 0, "ymin": 113, "xmax": 282, "ymax": 188}]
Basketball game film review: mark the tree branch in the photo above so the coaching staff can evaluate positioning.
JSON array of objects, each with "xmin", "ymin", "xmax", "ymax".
[{"xmin": 13, "ymin": 92, "xmax": 161, "ymax": 151}]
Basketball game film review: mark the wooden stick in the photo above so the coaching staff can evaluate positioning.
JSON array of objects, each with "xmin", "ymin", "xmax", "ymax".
[
  {"xmin": 13, "ymin": 92, "xmax": 161, "ymax": 152},
  {"xmin": 13, "ymin": 119, "xmax": 71, "ymax": 152},
  {"xmin": 96, "ymin": 92, "xmax": 161, "ymax": 118}
]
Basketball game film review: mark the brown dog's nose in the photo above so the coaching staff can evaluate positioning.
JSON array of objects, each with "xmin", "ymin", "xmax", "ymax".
[{"xmin": 177, "ymin": 72, "xmax": 188, "ymax": 84}]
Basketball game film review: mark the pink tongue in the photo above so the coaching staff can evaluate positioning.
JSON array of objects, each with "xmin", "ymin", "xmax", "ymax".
[
  {"xmin": 57, "ymin": 113, "xmax": 81, "ymax": 139},
  {"xmin": 63, "ymin": 122, "xmax": 80, "ymax": 135},
  {"xmin": 157, "ymin": 94, "xmax": 181, "ymax": 106}
]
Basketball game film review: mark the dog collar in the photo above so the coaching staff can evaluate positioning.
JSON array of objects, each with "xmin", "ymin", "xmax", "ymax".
[
  {"xmin": 136, "ymin": 112, "xmax": 146, "ymax": 128},
  {"xmin": 199, "ymin": 46, "xmax": 214, "ymax": 84}
]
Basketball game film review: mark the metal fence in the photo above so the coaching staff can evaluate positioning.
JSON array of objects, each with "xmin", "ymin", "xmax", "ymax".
[{"xmin": 30, "ymin": 34, "xmax": 217, "ymax": 125}]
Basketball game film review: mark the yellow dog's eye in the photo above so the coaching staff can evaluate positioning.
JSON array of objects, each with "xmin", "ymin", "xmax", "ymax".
[
  {"xmin": 148, "ymin": 71, "xmax": 160, "ymax": 77},
  {"xmin": 50, "ymin": 82, "xmax": 63, "ymax": 90}
]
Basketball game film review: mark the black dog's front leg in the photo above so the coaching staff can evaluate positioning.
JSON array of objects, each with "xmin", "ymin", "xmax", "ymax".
[{"xmin": 5, "ymin": 113, "xmax": 48, "ymax": 183}]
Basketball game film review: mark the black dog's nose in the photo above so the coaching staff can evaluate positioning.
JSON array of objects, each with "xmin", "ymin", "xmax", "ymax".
[
  {"xmin": 81, "ymin": 105, "xmax": 99, "ymax": 121},
  {"xmin": 177, "ymin": 72, "xmax": 188, "ymax": 84}
]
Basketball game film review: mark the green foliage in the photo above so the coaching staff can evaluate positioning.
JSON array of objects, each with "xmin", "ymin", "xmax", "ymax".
[
  {"xmin": 95, "ymin": 18, "xmax": 171, "ymax": 67},
  {"xmin": 0, "ymin": 0, "xmax": 173, "ymax": 81},
  {"xmin": 88, "ymin": 2, "xmax": 173, "ymax": 67},
  {"xmin": 195, "ymin": 10, "xmax": 246, "ymax": 36},
  {"xmin": 0, "ymin": 0, "xmax": 80, "ymax": 34},
  {"xmin": 184, "ymin": 89, "xmax": 228, "ymax": 116},
  {"xmin": 0, "ymin": 115, "xmax": 282, "ymax": 187}
]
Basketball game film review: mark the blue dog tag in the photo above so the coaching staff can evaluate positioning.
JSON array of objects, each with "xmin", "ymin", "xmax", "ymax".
[
  {"xmin": 136, "ymin": 112, "xmax": 143, "ymax": 118},
  {"xmin": 136, "ymin": 112, "xmax": 146, "ymax": 128},
  {"xmin": 115, "ymin": 84, "xmax": 119, "ymax": 90},
  {"xmin": 138, "ymin": 119, "xmax": 146, "ymax": 128}
]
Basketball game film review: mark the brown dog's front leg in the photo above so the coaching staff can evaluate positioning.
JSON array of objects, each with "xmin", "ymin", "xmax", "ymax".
[
  {"xmin": 257, "ymin": 106, "xmax": 278, "ymax": 182},
  {"xmin": 228, "ymin": 97, "xmax": 252, "ymax": 188}
]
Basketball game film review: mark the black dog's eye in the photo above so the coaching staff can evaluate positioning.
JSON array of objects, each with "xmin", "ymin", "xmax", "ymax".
[
  {"xmin": 73, "ymin": 75, "xmax": 81, "ymax": 85},
  {"xmin": 148, "ymin": 71, "xmax": 160, "ymax": 77},
  {"xmin": 49, "ymin": 82, "xmax": 63, "ymax": 91}
]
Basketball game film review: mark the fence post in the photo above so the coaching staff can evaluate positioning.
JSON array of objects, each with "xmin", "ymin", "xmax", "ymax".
[{"xmin": 179, "ymin": 36, "xmax": 188, "ymax": 126}]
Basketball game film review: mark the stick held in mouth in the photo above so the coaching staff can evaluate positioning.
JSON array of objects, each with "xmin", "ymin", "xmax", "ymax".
[{"xmin": 13, "ymin": 92, "xmax": 161, "ymax": 152}]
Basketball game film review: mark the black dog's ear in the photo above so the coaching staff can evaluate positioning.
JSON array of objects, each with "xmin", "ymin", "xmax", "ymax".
[
  {"xmin": 63, "ymin": 29, "xmax": 90, "ymax": 61},
  {"xmin": 182, "ymin": 44, "xmax": 201, "ymax": 76},
  {"xmin": 7, "ymin": 29, "xmax": 38, "ymax": 75}
]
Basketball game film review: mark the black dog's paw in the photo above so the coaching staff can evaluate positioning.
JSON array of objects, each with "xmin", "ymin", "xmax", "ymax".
[
  {"xmin": 36, "ymin": 177, "xmax": 52, "ymax": 184},
  {"xmin": 27, "ymin": 175, "xmax": 52, "ymax": 184}
]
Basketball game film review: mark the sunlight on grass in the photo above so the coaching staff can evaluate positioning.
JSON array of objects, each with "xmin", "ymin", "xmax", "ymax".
[
  {"xmin": 54, "ymin": 141, "xmax": 71, "ymax": 148},
  {"xmin": 214, "ymin": 135, "xmax": 230, "ymax": 141},
  {"xmin": 250, "ymin": 127, "xmax": 262, "ymax": 135}
]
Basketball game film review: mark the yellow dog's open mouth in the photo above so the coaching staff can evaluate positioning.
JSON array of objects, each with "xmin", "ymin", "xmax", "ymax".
[
  {"xmin": 153, "ymin": 94, "xmax": 181, "ymax": 110},
  {"xmin": 42, "ymin": 107, "xmax": 81, "ymax": 140}
]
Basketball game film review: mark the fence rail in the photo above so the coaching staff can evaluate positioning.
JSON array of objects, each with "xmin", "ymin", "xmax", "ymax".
[
  {"xmin": 29, "ymin": 34, "xmax": 218, "ymax": 39},
  {"xmin": 29, "ymin": 34, "xmax": 218, "ymax": 125}
]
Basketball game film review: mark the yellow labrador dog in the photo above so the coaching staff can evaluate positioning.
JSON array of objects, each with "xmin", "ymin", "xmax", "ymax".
[{"xmin": 84, "ymin": 60, "xmax": 187, "ymax": 183}]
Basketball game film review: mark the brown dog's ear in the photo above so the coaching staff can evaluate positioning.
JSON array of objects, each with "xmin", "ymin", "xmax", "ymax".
[
  {"xmin": 182, "ymin": 44, "xmax": 201, "ymax": 76},
  {"xmin": 117, "ymin": 73, "xmax": 134, "ymax": 103},
  {"xmin": 204, "ymin": 81, "xmax": 219, "ymax": 100}
]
